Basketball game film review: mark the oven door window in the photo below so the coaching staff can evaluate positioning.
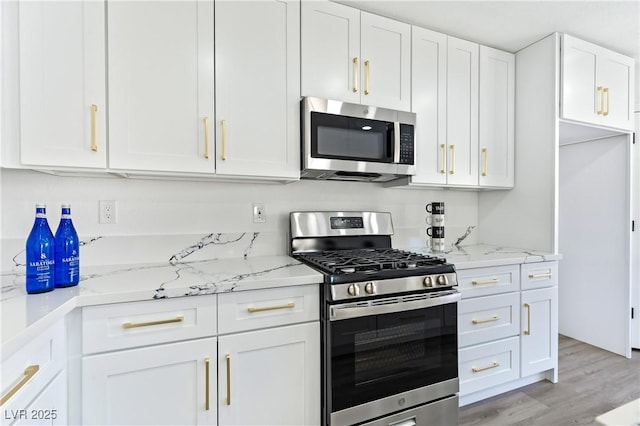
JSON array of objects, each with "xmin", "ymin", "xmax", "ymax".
[
  {"xmin": 329, "ymin": 304, "xmax": 458, "ymax": 412},
  {"xmin": 311, "ymin": 112, "xmax": 394, "ymax": 163}
]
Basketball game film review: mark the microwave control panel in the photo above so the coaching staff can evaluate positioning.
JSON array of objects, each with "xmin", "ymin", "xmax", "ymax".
[{"xmin": 398, "ymin": 124, "xmax": 415, "ymax": 165}]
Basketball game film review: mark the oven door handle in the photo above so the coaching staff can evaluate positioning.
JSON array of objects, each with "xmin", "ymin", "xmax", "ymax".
[{"xmin": 329, "ymin": 291, "xmax": 461, "ymax": 321}]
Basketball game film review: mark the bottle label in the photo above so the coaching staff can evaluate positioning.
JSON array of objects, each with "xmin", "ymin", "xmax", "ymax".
[{"xmin": 35, "ymin": 213, "xmax": 46, "ymax": 218}]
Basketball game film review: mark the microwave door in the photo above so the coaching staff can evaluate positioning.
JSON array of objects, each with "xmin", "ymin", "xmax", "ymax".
[{"xmin": 393, "ymin": 121, "xmax": 400, "ymax": 164}]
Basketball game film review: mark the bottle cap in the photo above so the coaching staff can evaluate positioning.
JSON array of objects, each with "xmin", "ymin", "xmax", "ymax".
[
  {"xmin": 61, "ymin": 204, "xmax": 71, "ymax": 208},
  {"xmin": 36, "ymin": 203, "xmax": 46, "ymax": 208}
]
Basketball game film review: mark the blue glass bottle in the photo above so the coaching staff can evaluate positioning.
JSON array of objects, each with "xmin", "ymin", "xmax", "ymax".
[
  {"xmin": 54, "ymin": 204, "xmax": 80, "ymax": 287},
  {"xmin": 25, "ymin": 204, "xmax": 55, "ymax": 294}
]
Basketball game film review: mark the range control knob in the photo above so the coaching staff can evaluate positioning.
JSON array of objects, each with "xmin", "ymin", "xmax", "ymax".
[
  {"xmin": 364, "ymin": 282, "xmax": 376, "ymax": 294},
  {"xmin": 423, "ymin": 276, "xmax": 434, "ymax": 287},
  {"xmin": 347, "ymin": 284, "xmax": 360, "ymax": 297},
  {"xmin": 437, "ymin": 275, "xmax": 449, "ymax": 286}
]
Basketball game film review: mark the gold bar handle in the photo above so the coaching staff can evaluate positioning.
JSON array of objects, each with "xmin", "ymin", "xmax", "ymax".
[
  {"xmin": 524, "ymin": 303, "xmax": 531, "ymax": 335},
  {"xmin": 247, "ymin": 302, "xmax": 295, "ymax": 313},
  {"xmin": 603, "ymin": 87, "xmax": 610, "ymax": 116},
  {"xmin": 528, "ymin": 272, "xmax": 552, "ymax": 279},
  {"xmin": 596, "ymin": 86, "xmax": 604, "ymax": 115},
  {"xmin": 122, "ymin": 315, "xmax": 184, "ymax": 329},
  {"xmin": 352, "ymin": 57, "xmax": 358, "ymax": 93},
  {"xmin": 364, "ymin": 60, "xmax": 370, "ymax": 95},
  {"xmin": 472, "ymin": 278, "xmax": 499, "ymax": 285},
  {"xmin": 472, "ymin": 315, "xmax": 500, "ymax": 325},
  {"xmin": 449, "ymin": 145, "xmax": 456, "ymax": 175},
  {"xmin": 0, "ymin": 365, "xmax": 40, "ymax": 406},
  {"xmin": 481, "ymin": 148, "xmax": 488, "ymax": 177},
  {"xmin": 221, "ymin": 119, "xmax": 227, "ymax": 161},
  {"xmin": 205, "ymin": 357, "xmax": 210, "ymax": 411},
  {"xmin": 472, "ymin": 361, "xmax": 499, "ymax": 373},
  {"xmin": 204, "ymin": 117, "xmax": 210, "ymax": 159},
  {"xmin": 225, "ymin": 354, "xmax": 231, "ymax": 406},
  {"xmin": 440, "ymin": 144, "xmax": 446, "ymax": 174},
  {"xmin": 91, "ymin": 104, "xmax": 98, "ymax": 152}
]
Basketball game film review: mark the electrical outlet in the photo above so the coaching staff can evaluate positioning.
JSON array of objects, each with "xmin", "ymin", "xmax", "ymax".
[
  {"xmin": 99, "ymin": 200, "xmax": 117, "ymax": 224},
  {"xmin": 253, "ymin": 203, "xmax": 266, "ymax": 223}
]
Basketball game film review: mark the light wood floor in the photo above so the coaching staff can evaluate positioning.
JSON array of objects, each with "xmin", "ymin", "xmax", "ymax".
[{"xmin": 459, "ymin": 335, "xmax": 640, "ymax": 426}]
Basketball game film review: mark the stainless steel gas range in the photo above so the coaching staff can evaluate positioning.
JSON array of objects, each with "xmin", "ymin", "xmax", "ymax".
[{"xmin": 290, "ymin": 211, "xmax": 461, "ymax": 426}]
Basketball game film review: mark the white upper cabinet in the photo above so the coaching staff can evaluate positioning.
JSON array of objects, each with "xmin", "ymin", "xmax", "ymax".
[
  {"xmin": 479, "ymin": 46, "xmax": 515, "ymax": 188},
  {"xmin": 214, "ymin": 0, "xmax": 300, "ymax": 180},
  {"xmin": 107, "ymin": 1, "xmax": 215, "ymax": 174},
  {"xmin": 18, "ymin": 0, "xmax": 106, "ymax": 169},
  {"xmin": 301, "ymin": 1, "xmax": 410, "ymax": 110},
  {"xmin": 409, "ymin": 27, "xmax": 447, "ymax": 185},
  {"xmin": 561, "ymin": 34, "xmax": 634, "ymax": 131},
  {"xmin": 446, "ymin": 36, "xmax": 479, "ymax": 186}
]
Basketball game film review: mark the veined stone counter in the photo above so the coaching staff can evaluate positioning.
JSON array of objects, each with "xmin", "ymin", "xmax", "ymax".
[{"xmin": 1, "ymin": 255, "xmax": 322, "ymax": 358}]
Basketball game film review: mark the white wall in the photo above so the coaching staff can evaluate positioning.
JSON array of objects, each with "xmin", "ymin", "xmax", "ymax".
[{"xmin": 0, "ymin": 169, "xmax": 479, "ymax": 270}]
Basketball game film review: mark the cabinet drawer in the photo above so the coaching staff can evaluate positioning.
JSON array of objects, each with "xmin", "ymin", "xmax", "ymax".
[
  {"xmin": 459, "ymin": 336, "xmax": 520, "ymax": 395},
  {"xmin": 218, "ymin": 285, "xmax": 319, "ymax": 334},
  {"xmin": 457, "ymin": 265, "xmax": 520, "ymax": 298},
  {"xmin": 82, "ymin": 295, "xmax": 216, "ymax": 354},
  {"xmin": 459, "ymin": 292, "xmax": 520, "ymax": 347},
  {"xmin": 521, "ymin": 261, "xmax": 558, "ymax": 290},
  {"xmin": 1, "ymin": 320, "xmax": 65, "ymax": 411}
]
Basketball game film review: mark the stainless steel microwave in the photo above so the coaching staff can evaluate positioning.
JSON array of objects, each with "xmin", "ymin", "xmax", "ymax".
[{"xmin": 301, "ymin": 97, "xmax": 416, "ymax": 182}]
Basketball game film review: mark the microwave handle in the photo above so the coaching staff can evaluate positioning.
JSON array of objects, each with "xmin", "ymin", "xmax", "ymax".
[{"xmin": 393, "ymin": 121, "xmax": 400, "ymax": 163}]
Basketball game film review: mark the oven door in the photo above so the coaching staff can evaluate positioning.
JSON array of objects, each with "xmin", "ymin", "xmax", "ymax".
[{"xmin": 325, "ymin": 291, "xmax": 460, "ymax": 426}]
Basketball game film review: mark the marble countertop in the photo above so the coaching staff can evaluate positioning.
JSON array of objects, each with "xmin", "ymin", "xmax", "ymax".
[
  {"xmin": 424, "ymin": 244, "xmax": 562, "ymax": 269},
  {"xmin": 1, "ymin": 255, "xmax": 322, "ymax": 357},
  {"xmin": 1, "ymin": 243, "xmax": 560, "ymax": 359}
]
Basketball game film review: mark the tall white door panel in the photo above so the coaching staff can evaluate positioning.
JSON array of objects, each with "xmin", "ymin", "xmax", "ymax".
[
  {"xmin": 301, "ymin": 1, "xmax": 360, "ymax": 103},
  {"xmin": 410, "ymin": 27, "xmax": 447, "ymax": 185},
  {"xmin": 107, "ymin": 1, "xmax": 214, "ymax": 173},
  {"xmin": 446, "ymin": 37, "xmax": 478, "ymax": 186},
  {"xmin": 215, "ymin": 0, "xmax": 300, "ymax": 179},
  {"xmin": 18, "ymin": 0, "xmax": 106, "ymax": 168},
  {"xmin": 360, "ymin": 12, "xmax": 411, "ymax": 111}
]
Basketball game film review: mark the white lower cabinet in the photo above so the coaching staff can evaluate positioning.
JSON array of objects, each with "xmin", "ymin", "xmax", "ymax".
[
  {"xmin": 80, "ymin": 285, "xmax": 320, "ymax": 425},
  {"xmin": 1, "ymin": 320, "xmax": 67, "ymax": 426},
  {"xmin": 82, "ymin": 338, "xmax": 217, "ymax": 425},
  {"xmin": 218, "ymin": 323, "xmax": 320, "ymax": 426},
  {"xmin": 457, "ymin": 261, "xmax": 558, "ymax": 405}
]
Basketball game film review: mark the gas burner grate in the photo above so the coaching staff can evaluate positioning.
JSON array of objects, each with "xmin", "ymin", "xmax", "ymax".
[{"xmin": 296, "ymin": 248, "xmax": 446, "ymax": 275}]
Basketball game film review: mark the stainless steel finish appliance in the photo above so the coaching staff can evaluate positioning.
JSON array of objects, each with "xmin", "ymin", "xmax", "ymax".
[
  {"xmin": 290, "ymin": 211, "xmax": 460, "ymax": 426},
  {"xmin": 301, "ymin": 97, "xmax": 416, "ymax": 182}
]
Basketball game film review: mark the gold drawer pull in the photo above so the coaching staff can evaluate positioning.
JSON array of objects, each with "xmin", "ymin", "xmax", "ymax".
[
  {"xmin": 225, "ymin": 354, "xmax": 231, "ymax": 406},
  {"xmin": 205, "ymin": 357, "xmax": 210, "ymax": 411},
  {"xmin": 91, "ymin": 104, "xmax": 98, "ymax": 152},
  {"xmin": 524, "ymin": 303, "xmax": 531, "ymax": 335},
  {"xmin": 471, "ymin": 278, "xmax": 499, "ymax": 285},
  {"xmin": 449, "ymin": 144, "xmax": 456, "ymax": 175},
  {"xmin": 440, "ymin": 144, "xmax": 446, "ymax": 174},
  {"xmin": 122, "ymin": 315, "xmax": 184, "ymax": 329},
  {"xmin": 472, "ymin": 315, "xmax": 500, "ymax": 325},
  {"xmin": 597, "ymin": 86, "xmax": 604, "ymax": 115},
  {"xmin": 472, "ymin": 361, "xmax": 499, "ymax": 373},
  {"xmin": 221, "ymin": 119, "xmax": 227, "ymax": 161},
  {"xmin": 1, "ymin": 365, "xmax": 40, "ymax": 406},
  {"xmin": 481, "ymin": 148, "xmax": 488, "ymax": 176},
  {"xmin": 247, "ymin": 302, "xmax": 295, "ymax": 313},
  {"xmin": 364, "ymin": 60, "xmax": 370, "ymax": 95},
  {"xmin": 352, "ymin": 57, "xmax": 358, "ymax": 93},
  {"xmin": 204, "ymin": 116, "xmax": 210, "ymax": 159},
  {"xmin": 528, "ymin": 272, "xmax": 552, "ymax": 279},
  {"xmin": 603, "ymin": 87, "xmax": 610, "ymax": 116}
]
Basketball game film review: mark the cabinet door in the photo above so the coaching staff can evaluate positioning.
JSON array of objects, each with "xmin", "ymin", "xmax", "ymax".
[
  {"xmin": 82, "ymin": 338, "xmax": 217, "ymax": 425},
  {"xmin": 446, "ymin": 36, "xmax": 479, "ymax": 186},
  {"xmin": 107, "ymin": 1, "xmax": 214, "ymax": 173},
  {"xmin": 597, "ymin": 49, "xmax": 634, "ymax": 131},
  {"xmin": 301, "ymin": 1, "xmax": 360, "ymax": 104},
  {"xmin": 360, "ymin": 12, "xmax": 411, "ymax": 111},
  {"xmin": 13, "ymin": 372, "xmax": 67, "ymax": 426},
  {"xmin": 521, "ymin": 287, "xmax": 558, "ymax": 377},
  {"xmin": 479, "ymin": 46, "xmax": 514, "ymax": 188},
  {"xmin": 215, "ymin": 0, "xmax": 300, "ymax": 179},
  {"xmin": 18, "ymin": 1, "xmax": 106, "ymax": 169},
  {"xmin": 561, "ymin": 35, "xmax": 599, "ymax": 125},
  {"xmin": 408, "ymin": 27, "xmax": 447, "ymax": 185},
  {"xmin": 218, "ymin": 323, "xmax": 320, "ymax": 426}
]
